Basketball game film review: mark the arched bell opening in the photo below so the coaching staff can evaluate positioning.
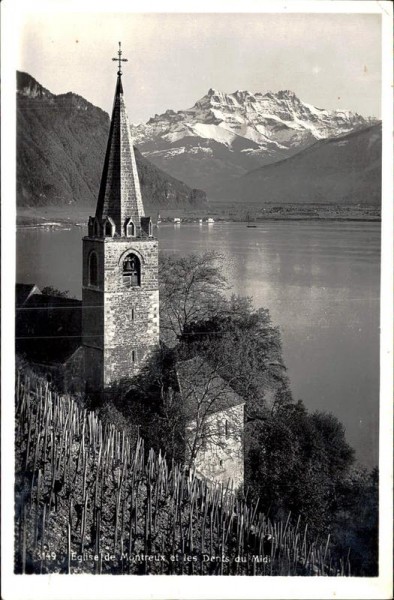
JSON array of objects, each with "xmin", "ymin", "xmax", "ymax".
[{"xmin": 122, "ymin": 253, "xmax": 141, "ymax": 287}]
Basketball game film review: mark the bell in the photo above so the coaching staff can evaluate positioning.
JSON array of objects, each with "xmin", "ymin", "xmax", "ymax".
[{"xmin": 124, "ymin": 259, "xmax": 133, "ymax": 272}]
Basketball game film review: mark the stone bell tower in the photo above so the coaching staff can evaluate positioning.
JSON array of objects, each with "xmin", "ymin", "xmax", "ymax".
[{"xmin": 82, "ymin": 43, "xmax": 159, "ymax": 392}]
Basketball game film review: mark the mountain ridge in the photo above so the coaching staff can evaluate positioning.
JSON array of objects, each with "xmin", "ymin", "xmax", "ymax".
[
  {"xmin": 130, "ymin": 87, "xmax": 377, "ymax": 191},
  {"xmin": 212, "ymin": 123, "xmax": 382, "ymax": 205},
  {"xmin": 16, "ymin": 71, "xmax": 380, "ymax": 211},
  {"xmin": 16, "ymin": 71, "xmax": 208, "ymax": 211}
]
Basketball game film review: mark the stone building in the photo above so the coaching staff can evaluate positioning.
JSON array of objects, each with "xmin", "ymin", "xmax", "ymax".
[
  {"xmin": 82, "ymin": 58, "xmax": 159, "ymax": 392},
  {"xmin": 176, "ymin": 357, "xmax": 244, "ymax": 489}
]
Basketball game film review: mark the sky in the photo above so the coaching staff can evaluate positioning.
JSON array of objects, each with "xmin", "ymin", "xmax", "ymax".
[{"xmin": 16, "ymin": 11, "xmax": 382, "ymax": 124}]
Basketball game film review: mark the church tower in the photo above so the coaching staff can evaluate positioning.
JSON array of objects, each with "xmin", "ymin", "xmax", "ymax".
[{"xmin": 82, "ymin": 43, "xmax": 159, "ymax": 392}]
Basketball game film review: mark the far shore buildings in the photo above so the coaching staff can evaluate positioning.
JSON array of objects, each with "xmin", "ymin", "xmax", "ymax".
[{"xmin": 16, "ymin": 45, "xmax": 244, "ymax": 489}]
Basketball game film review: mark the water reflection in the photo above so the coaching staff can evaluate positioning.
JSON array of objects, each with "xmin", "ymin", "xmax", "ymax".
[{"xmin": 16, "ymin": 221, "xmax": 380, "ymax": 467}]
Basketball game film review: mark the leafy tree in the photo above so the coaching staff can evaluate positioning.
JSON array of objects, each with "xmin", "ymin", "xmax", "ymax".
[
  {"xmin": 245, "ymin": 400, "xmax": 355, "ymax": 534},
  {"xmin": 330, "ymin": 467, "xmax": 378, "ymax": 575},
  {"xmin": 177, "ymin": 294, "xmax": 291, "ymax": 421},
  {"xmin": 159, "ymin": 252, "xmax": 289, "ymax": 414},
  {"xmin": 157, "ymin": 253, "xmax": 293, "ymax": 470}
]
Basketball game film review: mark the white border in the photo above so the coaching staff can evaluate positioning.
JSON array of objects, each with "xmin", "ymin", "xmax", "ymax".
[{"xmin": 2, "ymin": 1, "xmax": 393, "ymax": 599}]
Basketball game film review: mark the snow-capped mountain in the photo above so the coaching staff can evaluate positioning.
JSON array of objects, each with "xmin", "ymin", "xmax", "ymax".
[{"xmin": 130, "ymin": 88, "xmax": 376, "ymax": 192}]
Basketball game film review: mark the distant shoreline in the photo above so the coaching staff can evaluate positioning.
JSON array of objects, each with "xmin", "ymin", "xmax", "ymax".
[
  {"xmin": 16, "ymin": 215, "xmax": 381, "ymax": 231},
  {"xmin": 16, "ymin": 202, "xmax": 381, "ymax": 230}
]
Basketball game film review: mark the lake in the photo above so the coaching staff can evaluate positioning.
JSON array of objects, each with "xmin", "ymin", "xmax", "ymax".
[{"xmin": 16, "ymin": 220, "xmax": 380, "ymax": 468}]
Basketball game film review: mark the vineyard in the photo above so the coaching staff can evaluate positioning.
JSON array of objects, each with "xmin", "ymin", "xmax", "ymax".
[{"xmin": 14, "ymin": 370, "xmax": 349, "ymax": 576}]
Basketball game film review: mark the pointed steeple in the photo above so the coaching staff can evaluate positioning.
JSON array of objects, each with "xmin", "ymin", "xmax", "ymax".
[{"xmin": 95, "ymin": 44, "xmax": 145, "ymax": 236}]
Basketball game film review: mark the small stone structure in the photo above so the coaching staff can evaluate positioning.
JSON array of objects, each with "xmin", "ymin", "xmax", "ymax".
[{"xmin": 176, "ymin": 357, "xmax": 244, "ymax": 490}]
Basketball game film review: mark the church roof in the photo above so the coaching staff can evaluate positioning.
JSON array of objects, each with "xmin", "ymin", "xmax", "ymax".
[
  {"xmin": 95, "ymin": 71, "xmax": 145, "ymax": 234},
  {"xmin": 176, "ymin": 356, "xmax": 244, "ymax": 418}
]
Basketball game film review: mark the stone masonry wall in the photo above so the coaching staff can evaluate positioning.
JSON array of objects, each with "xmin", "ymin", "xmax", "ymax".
[{"xmin": 82, "ymin": 235, "xmax": 159, "ymax": 390}]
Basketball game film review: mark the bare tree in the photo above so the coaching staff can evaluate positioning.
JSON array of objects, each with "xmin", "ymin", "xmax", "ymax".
[
  {"xmin": 159, "ymin": 251, "xmax": 228, "ymax": 345},
  {"xmin": 175, "ymin": 357, "xmax": 244, "ymax": 470}
]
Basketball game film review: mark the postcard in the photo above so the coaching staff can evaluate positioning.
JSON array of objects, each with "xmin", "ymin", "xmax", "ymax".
[{"xmin": 2, "ymin": 1, "xmax": 393, "ymax": 599}]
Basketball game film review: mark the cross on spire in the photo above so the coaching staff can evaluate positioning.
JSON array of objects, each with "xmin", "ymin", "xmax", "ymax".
[
  {"xmin": 112, "ymin": 41, "xmax": 128, "ymax": 76},
  {"xmin": 96, "ymin": 41, "xmax": 145, "ymax": 231}
]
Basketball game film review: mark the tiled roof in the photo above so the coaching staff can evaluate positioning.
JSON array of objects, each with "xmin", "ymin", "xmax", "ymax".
[{"xmin": 95, "ymin": 73, "xmax": 145, "ymax": 234}]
